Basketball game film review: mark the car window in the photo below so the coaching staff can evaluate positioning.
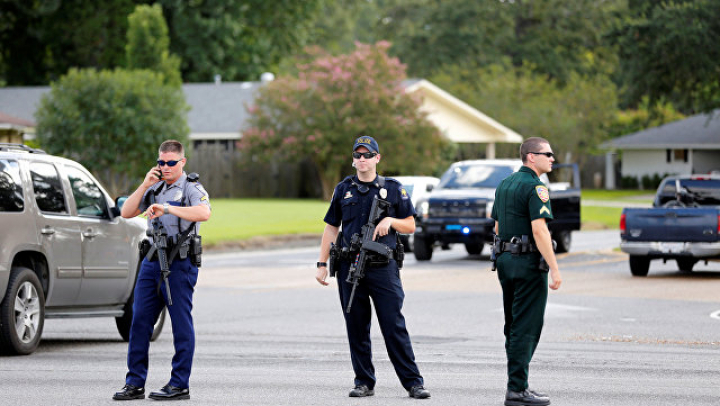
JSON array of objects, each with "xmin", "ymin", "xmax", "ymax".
[
  {"xmin": 29, "ymin": 162, "xmax": 67, "ymax": 213},
  {"xmin": 659, "ymin": 179, "xmax": 720, "ymax": 206},
  {"xmin": 438, "ymin": 164, "xmax": 515, "ymax": 189},
  {"xmin": 403, "ymin": 184, "xmax": 415, "ymax": 198},
  {"xmin": 65, "ymin": 166, "xmax": 109, "ymax": 217},
  {"xmin": 0, "ymin": 159, "xmax": 24, "ymax": 212}
]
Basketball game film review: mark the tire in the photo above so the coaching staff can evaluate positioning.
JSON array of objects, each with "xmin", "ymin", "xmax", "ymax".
[
  {"xmin": 413, "ymin": 236, "xmax": 433, "ymax": 261},
  {"xmin": 676, "ymin": 258, "xmax": 697, "ymax": 273},
  {"xmin": 629, "ymin": 256, "xmax": 650, "ymax": 277},
  {"xmin": 465, "ymin": 243, "xmax": 484, "ymax": 256},
  {"xmin": 116, "ymin": 293, "xmax": 166, "ymax": 342},
  {"xmin": 0, "ymin": 266, "xmax": 45, "ymax": 355},
  {"xmin": 553, "ymin": 231, "xmax": 572, "ymax": 253}
]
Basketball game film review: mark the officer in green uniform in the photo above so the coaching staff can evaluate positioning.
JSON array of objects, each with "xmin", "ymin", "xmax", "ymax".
[{"xmin": 490, "ymin": 137, "xmax": 562, "ymax": 406}]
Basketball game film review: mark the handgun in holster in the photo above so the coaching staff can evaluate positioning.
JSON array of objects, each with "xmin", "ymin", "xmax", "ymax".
[
  {"xmin": 329, "ymin": 231, "xmax": 343, "ymax": 278},
  {"xmin": 538, "ymin": 240, "xmax": 557, "ymax": 273},
  {"xmin": 490, "ymin": 234, "xmax": 500, "ymax": 271},
  {"xmin": 395, "ymin": 235, "xmax": 405, "ymax": 270}
]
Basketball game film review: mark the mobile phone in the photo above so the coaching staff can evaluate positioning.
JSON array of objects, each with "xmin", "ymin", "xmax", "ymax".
[{"xmin": 155, "ymin": 166, "xmax": 163, "ymax": 180}]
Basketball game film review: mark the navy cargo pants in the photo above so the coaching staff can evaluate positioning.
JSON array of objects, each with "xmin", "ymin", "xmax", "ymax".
[
  {"xmin": 496, "ymin": 252, "xmax": 548, "ymax": 392},
  {"xmin": 125, "ymin": 257, "xmax": 199, "ymax": 389},
  {"xmin": 337, "ymin": 260, "xmax": 424, "ymax": 390}
]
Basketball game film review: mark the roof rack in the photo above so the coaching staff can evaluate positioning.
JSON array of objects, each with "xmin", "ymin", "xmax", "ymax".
[{"xmin": 0, "ymin": 143, "xmax": 47, "ymax": 154}]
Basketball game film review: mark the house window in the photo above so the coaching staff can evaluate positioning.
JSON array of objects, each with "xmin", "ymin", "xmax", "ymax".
[
  {"xmin": 666, "ymin": 149, "xmax": 688, "ymax": 163},
  {"xmin": 673, "ymin": 149, "xmax": 688, "ymax": 163}
]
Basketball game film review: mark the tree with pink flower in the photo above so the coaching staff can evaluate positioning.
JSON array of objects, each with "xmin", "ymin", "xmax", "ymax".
[{"xmin": 240, "ymin": 41, "xmax": 451, "ymax": 200}]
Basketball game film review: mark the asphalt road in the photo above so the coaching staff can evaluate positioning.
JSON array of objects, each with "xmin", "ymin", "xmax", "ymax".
[{"xmin": 1, "ymin": 230, "xmax": 719, "ymax": 405}]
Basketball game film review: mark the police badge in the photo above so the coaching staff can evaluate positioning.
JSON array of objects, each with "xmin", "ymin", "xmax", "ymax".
[{"xmin": 379, "ymin": 188, "xmax": 387, "ymax": 199}]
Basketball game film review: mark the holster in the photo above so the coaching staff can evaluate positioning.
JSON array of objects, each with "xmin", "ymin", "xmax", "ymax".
[
  {"xmin": 328, "ymin": 231, "xmax": 343, "ymax": 277},
  {"xmin": 395, "ymin": 236, "xmax": 405, "ymax": 270},
  {"xmin": 139, "ymin": 239, "xmax": 152, "ymax": 260},
  {"xmin": 490, "ymin": 234, "xmax": 500, "ymax": 271},
  {"xmin": 189, "ymin": 235, "xmax": 202, "ymax": 267}
]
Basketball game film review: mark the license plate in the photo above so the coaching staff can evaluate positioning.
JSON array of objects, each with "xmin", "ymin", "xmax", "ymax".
[
  {"xmin": 660, "ymin": 242, "xmax": 685, "ymax": 253},
  {"xmin": 445, "ymin": 225, "xmax": 462, "ymax": 231}
]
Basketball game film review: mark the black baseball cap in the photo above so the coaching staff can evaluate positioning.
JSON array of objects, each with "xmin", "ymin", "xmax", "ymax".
[{"xmin": 353, "ymin": 136, "xmax": 379, "ymax": 153}]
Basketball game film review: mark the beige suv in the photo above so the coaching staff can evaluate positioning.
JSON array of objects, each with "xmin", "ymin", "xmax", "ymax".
[{"xmin": 0, "ymin": 144, "xmax": 165, "ymax": 355}]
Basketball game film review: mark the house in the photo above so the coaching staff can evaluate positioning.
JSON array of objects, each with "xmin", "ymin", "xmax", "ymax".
[
  {"xmin": 0, "ymin": 78, "xmax": 524, "ymax": 196},
  {"xmin": 0, "ymin": 112, "xmax": 35, "ymax": 144},
  {"xmin": 0, "ymin": 78, "xmax": 522, "ymax": 156},
  {"xmin": 603, "ymin": 110, "xmax": 720, "ymax": 188}
]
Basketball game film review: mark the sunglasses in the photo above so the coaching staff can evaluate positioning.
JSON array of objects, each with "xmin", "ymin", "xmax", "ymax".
[
  {"xmin": 529, "ymin": 152, "xmax": 554, "ymax": 158},
  {"xmin": 157, "ymin": 159, "xmax": 181, "ymax": 167},
  {"xmin": 352, "ymin": 152, "xmax": 377, "ymax": 159}
]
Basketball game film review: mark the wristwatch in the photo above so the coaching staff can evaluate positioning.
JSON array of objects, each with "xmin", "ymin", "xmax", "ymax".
[
  {"xmin": 316, "ymin": 262, "xmax": 327, "ymax": 268},
  {"xmin": 163, "ymin": 202, "xmax": 170, "ymax": 215}
]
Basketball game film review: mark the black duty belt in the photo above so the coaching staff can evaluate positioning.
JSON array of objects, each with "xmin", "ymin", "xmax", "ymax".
[{"xmin": 498, "ymin": 235, "xmax": 538, "ymax": 254}]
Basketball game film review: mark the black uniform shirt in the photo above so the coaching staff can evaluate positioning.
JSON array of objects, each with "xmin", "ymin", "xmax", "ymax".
[
  {"xmin": 324, "ymin": 175, "xmax": 415, "ymax": 250},
  {"xmin": 491, "ymin": 166, "xmax": 553, "ymax": 242}
]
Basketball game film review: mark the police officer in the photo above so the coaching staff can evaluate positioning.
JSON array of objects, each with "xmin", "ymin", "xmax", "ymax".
[
  {"xmin": 491, "ymin": 137, "xmax": 562, "ymax": 406},
  {"xmin": 316, "ymin": 136, "xmax": 431, "ymax": 399},
  {"xmin": 113, "ymin": 140, "xmax": 211, "ymax": 401}
]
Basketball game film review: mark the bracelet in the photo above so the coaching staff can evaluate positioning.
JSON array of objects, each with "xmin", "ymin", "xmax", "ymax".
[
  {"xmin": 316, "ymin": 262, "xmax": 327, "ymax": 268},
  {"xmin": 163, "ymin": 202, "xmax": 170, "ymax": 215}
]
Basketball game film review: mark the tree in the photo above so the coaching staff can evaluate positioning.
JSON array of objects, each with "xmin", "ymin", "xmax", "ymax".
[
  {"xmin": 157, "ymin": 0, "xmax": 323, "ymax": 82},
  {"xmin": 0, "ymin": 0, "xmax": 143, "ymax": 85},
  {"xmin": 430, "ymin": 61, "xmax": 618, "ymax": 167},
  {"xmin": 611, "ymin": 0, "xmax": 720, "ymax": 113},
  {"xmin": 126, "ymin": 4, "xmax": 181, "ymax": 87},
  {"xmin": 35, "ymin": 68, "xmax": 189, "ymax": 197},
  {"xmin": 240, "ymin": 42, "xmax": 452, "ymax": 200}
]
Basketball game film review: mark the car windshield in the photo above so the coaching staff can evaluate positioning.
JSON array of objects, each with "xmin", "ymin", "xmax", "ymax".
[{"xmin": 437, "ymin": 164, "xmax": 515, "ymax": 189}]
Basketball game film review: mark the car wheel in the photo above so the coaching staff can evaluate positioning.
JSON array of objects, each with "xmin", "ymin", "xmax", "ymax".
[
  {"xmin": 413, "ymin": 236, "xmax": 433, "ymax": 261},
  {"xmin": 629, "ymin": 256, "xmax": 650, "ymax": 277},
  {"xmin": 676, "ymin": 258, "xmax": 697, "ymax": 273},
  {"xmin": 553, "ymin": 231, "xmax": 572, "ymax": 253},
  {"xmin": 116, "ymin": 293, "xmax": 167, "ymax": 342},
  {"xmin": 0, "ymin": 266, "xmax": 45, "ymax": 355},
  {"xmin": 465, "ymin": 243, "xmax": 484, "ymax": 256}
]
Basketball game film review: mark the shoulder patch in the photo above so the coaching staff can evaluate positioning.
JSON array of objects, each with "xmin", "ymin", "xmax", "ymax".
[
  {"xmin": 535, "ymin": 185, "xmax": 549, "ymax": 203},
  {"xmin": 400, "ymin": 187, "xmax": 409, "ymax": 200}
]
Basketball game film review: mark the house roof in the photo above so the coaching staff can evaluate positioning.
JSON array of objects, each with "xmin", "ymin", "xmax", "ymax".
[
  {"xmin": 604, "ymin": 110, "xmax": 720, "ymax": 150},
  {"xmin": 0, "ymin": 79, "xmax": 523, "ymax": 144},
  {"xmin": 0, "ymin": 111, "xmax": 35, "ymax": 128}
]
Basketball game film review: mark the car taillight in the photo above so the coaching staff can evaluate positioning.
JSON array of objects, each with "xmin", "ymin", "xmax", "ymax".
[
  {"xmin": 620, "ymin": 213, "xmax": 626, "ymax": 234},
  {"xmin": 717, "ymin": 215, "xmax": 720, "ymax": 235}
]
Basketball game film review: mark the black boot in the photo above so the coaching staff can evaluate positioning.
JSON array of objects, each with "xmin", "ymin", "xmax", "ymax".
[{"xmin": 113, "ymin": 384, "xmax": 145, "ymax": 400}]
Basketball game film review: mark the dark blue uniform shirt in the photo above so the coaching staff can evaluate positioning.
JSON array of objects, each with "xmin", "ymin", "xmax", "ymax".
[{"xmin": 324, "ymin": 175, "xmax": 415, "ymax": 250}]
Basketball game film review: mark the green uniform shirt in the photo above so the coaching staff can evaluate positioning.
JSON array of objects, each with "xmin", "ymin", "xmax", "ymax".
[{"xmin": 491, "ymin": 166, "xmax": 553, "ymax": 241}]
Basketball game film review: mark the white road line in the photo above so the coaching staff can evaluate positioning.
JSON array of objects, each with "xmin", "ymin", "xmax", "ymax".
[{"xmin": 710, "ymin": 309, "xmax": 720, "ymax": 320}]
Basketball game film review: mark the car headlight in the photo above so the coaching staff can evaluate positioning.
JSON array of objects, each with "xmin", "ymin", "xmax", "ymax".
[{"xmin": 417, "ymin": 200, "xmax": 429, "ymax": 219}]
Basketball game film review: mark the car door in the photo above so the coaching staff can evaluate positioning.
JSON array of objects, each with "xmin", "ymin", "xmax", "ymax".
[
  {"xmin": 63, "ymin": 165, "xmax": 132, "ymax": 305},
  {"xmin": 29, "ymin": 161, "xmax": 82, "ymax": 306}
]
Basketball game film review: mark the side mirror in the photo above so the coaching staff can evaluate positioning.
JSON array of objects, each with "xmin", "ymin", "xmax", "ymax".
[
  {"xmin": 112, "ymin": 196, "xmax": 128, "ymax": 218},
  {"xmin": 426, "ymin": 184, "xmax": 434, "ymax": 192}
]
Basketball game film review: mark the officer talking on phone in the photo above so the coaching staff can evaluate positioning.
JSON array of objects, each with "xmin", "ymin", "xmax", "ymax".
[{"xmin": 113, "ymin": 140, "xmax": 210, "ymax": 401}]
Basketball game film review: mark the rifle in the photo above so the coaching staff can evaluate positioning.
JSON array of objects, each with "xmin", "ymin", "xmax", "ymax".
[
  {"xmin": 345, "ymin": 195, "xmax": 392, "ymax": 313},
  {"xmin": 146, "ymin": 187, "xmax": 173, "ymax": 306}
]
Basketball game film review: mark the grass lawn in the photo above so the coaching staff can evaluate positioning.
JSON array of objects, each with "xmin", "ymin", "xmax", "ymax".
[
  {"xmin": 200, "ymin": 190, "xmax": 646, "ymax": 244},
  {"xmin": 202, "ymin": 198, "xmax": 328, "ymax": 246},
  {"xmin": 580, "ymin": 205, "xmax": 623, "ymax": 230},
  {"xmin": 581, "ymin": 189, "xmax": 654, "ymax": 203}
]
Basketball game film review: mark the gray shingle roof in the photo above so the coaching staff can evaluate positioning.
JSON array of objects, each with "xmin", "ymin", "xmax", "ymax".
[
  {"xmin": 605, "ymin": 110, "xmax": 720, "ymax": 150},
  {"xmin": 0, "ymin": 80, "xmax": 422, "ymax": 138}
]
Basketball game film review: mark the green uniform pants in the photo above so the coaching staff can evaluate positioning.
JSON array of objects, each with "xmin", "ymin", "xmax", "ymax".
[{"xmin": 496, "ymin": 252, "xmax": 548, "ymax": 392}]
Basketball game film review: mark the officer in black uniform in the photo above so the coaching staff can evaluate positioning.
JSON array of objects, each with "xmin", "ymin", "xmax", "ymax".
[
  {"xmin": 491, "ymin": 137, "xmax": 562, "ymax": 406},
  {"xmin": 113, "ymin": 140, "xmax": 211, "ymax": 401},
  {"xmin": 316, "ymin": 136, "xmax": 430, "ymax": 399}
]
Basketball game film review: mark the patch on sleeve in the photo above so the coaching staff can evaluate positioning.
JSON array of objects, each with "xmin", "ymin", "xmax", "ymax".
[
  {"xmin": 194, "ymin": 183, "xmax": 208, "ymax": 199},
  {"xmin": 540, "ymin": 205, "xmax": 551, "ymax": 215},
  {"xmin": 400, "ymin": 187, "xmax": 409, "ymax": 200},
  {"xmin": 535, "ymin": 185, "xmax": 549, "ymax": 203}
]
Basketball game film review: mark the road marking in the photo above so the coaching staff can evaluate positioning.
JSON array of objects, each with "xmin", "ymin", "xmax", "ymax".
[{"xmin": 710, "ymin": 310, "xmax": 720, "ymax": 320}]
